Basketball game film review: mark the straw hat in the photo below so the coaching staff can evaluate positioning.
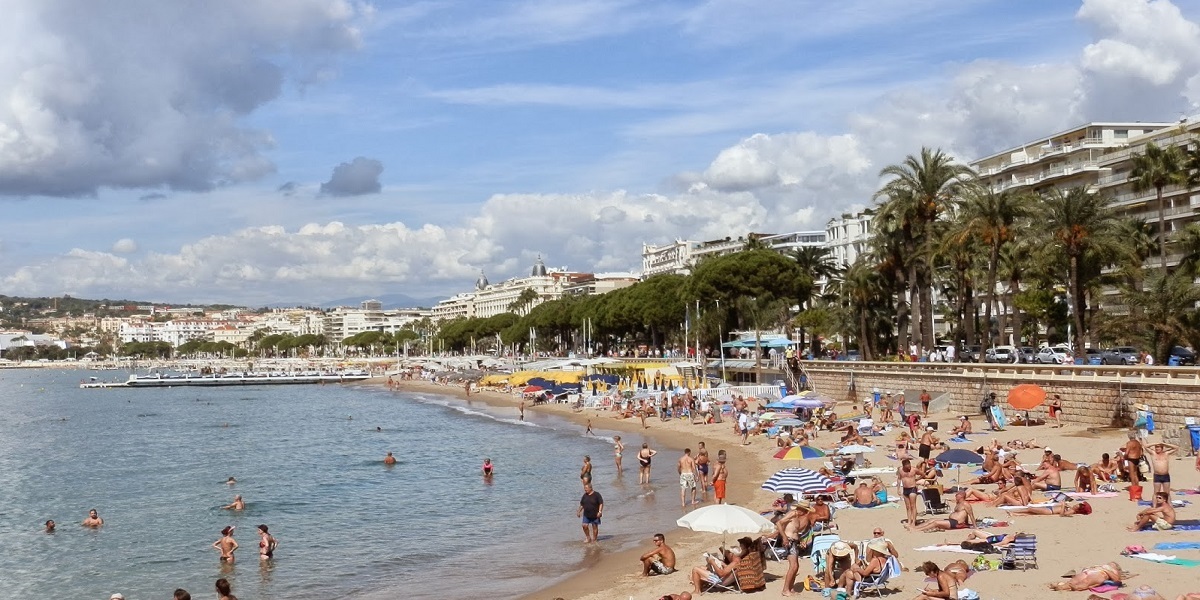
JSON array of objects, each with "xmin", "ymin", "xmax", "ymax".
[
  {"xmin": 867, "ymin": 540, "xmax": 890, "ymax": 555},
  {"xmin": 794, "ymin": 499, "xmax": 812, "ymax": 511},
  {"xmin": 830, "ymin": 541, "xmax": 853, "ymax": 557}
]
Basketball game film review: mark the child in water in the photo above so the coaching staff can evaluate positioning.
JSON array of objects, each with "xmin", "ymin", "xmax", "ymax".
[{"xmin": 482, "ymin": 458, "xmax": 494, "ymax": 476}]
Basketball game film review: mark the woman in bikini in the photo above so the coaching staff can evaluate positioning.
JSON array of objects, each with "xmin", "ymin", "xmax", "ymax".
[
  {"xmin": 1048, "ymin": 561, "xmax": 1122, "ymax": 591},
  {"xmin": 638, "ymin": 443, "xmax": 657, "ymax": 484},
  {"xmin": 212, "ymin": 526, "xmax": 238, "ymax": 563},
  {"xmin": 914, "ymin": 561, "xmax": 959, "ymax": 599},
  {"xmin": 257, "ymin": 524, "xmax": 276, "ymax": 560},
  {"xmin": 1008, "ymin": 501, "xmax": 1091, "ymax": 516},
  {"xmin": 1074, "ymin": 465, "xmax": 1095, "ymax": 494},
  {"xmin": 613, "ymin": 436, "xmax": 624, "ymax": 473}
]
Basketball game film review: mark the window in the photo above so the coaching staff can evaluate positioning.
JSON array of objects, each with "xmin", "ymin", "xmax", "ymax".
[{"xmin": 1114, "ymin": 129, "xmax": 1128, "ymax": 139}]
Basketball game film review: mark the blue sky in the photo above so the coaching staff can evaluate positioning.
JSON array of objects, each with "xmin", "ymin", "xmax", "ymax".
[{"xmin": 1, "ymin": 0, "xmax": 1199, "ymax": 305}]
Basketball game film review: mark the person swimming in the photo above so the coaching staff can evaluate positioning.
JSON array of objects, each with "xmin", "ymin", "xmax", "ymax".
[{"xmin": 482, "ymin": 458, "xmax": 494, "ymax": 476}]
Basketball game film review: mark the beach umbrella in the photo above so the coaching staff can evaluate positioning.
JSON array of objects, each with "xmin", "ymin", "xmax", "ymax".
[
  {"xmin": 934, "ymin": 448, "xmax": 984, "ymax": 481},
  {"xmin": 522, "ymin": 385, "xmax": 543, "ymax": 393},
  {"xmin": 935, "ymin": 449, "xmax": 983, "ymax": 465},
  {"xmin": 773, "ymin": 446, "xmax": 826, "ymax": 460},
  {"xmin": 1006, "ymin": 383, "xmax": 1046, "ymax": 410},
  {"xmin": 758, "ymin": 412, "xmax": 779, "ymax": 421},
  {"xmin": 676, "ymin": 504, "xmax": 775, "ymax": 546},
  {"xmin": 774, "ymin": 418, "xmax": 804, "ymax": 427},
  {"xmin": 766, "ymin": 401, "xmax": 798, "ymax": 410},
  {"xmin": 761, "ymin": 467, "xmax": 834, "ymax": 495},
  {"xmin": 836, "ymin": 444, "xmax": 876, "ymax": 455},
  {"xmin": 1007, "ymin": 383, "xmax": 1046, "ymax": 428},
  {"xmin": 791, "ymin": 398, "xmax": 826, "ymax": 409}
]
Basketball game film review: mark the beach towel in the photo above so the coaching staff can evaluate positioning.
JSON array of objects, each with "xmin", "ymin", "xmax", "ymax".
[
  {"xmin": 914, "ymin": 545, "xmax": 982, "ymax": 555},
  {"xmin": 1090, "ymin": 584, "xmax": 1121, "ymax": 593},
  {"xmin": 1127, "ymin": 553, "xmax": 1200, "ymax": 567},
  {"xmin": 1154, "ymin": 542, "xmax": 1200, "ymax": 551},
  {"xmin": 1066, "ymin": 491, "xmax": 1120, "ymax": 499},
  {"xmin": 1139, "ymin": 519, "xmax": 1200, "ymax": 531},
  {"xmin": 1176, "ymin": 489, "xmax": 1200, "ymax": 495},
  {"xmin": 999, "ymin": 502, "xmax": 1058, "ymax": 510},
  {"xmin": 1137, "ymin": 499, "xmax": 1189, "ymax": 507},
  {"xmin": 950, "ymin": 436, "xmax": 969, "ymax": 443}
]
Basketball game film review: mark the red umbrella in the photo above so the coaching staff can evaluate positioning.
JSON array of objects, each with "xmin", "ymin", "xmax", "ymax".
[
  {"xmin": 1007, "ymin": 384, "xmax": 1046, "ymax": 410},
  {"xmin": 523, "ymin": 385, "xmax": 543, "ymax": 393}
]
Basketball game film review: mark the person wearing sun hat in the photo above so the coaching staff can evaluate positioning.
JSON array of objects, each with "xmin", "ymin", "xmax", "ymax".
[
  {"xmin": 835, "ymin": 539, "xmax": 889, "ymax": 591},
  {"xmin": 823, "ymin": 540, "xmax": 855, "ymax": 589}
]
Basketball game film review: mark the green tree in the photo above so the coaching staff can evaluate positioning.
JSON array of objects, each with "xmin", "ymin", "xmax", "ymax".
[
  {"xmin": 875, "ymin": 147, "xmax": 975, "ymax": 350},
  {"xmin": 1130, "ymin": 142, "xmax": 1186, "ymax": 269},
  {"xmin": 1122, "ymin": 269, "xmax": 1200, "ymax": 362},
  {"xmin": 1040, "ymin": 186, "xmax": 1120, "ymax": 358},
  {"xmin": 958, "ymin": 187, "xmax": 1032, "ymax": 345}
]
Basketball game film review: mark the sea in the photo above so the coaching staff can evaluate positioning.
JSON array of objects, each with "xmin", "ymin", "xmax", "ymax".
[{"xmin": 0, "ymin": 369, "xmax": 684, "ymax": 600}]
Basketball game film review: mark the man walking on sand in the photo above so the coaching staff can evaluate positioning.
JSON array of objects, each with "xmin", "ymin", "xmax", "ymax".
[
  {"xmin": 1125, "ymin": 431, "xmax": 1145, "ymax": 493},
  {"xmin": 920, "ymin": 389, "xmax": 931, "ymax": 416},
  {"xmin": 1148, "ymin": 442, "xmax": 1179, "ymax": 495},
  {"xmin": 899, "ymin": 458, "xmax": 920, "ymax": 526},
  {"xmin": 577, "ymin": 482, "xmax": 603, "ymax": 543},
  {"xmin": 679, "ymin": 448, "xmax": 698, "ymax": 507}
]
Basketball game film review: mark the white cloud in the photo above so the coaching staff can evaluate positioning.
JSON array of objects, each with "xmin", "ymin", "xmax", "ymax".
[
  {"xmin": 111, "ymin": 239, "xmax": 138, "ymax": 254},
  {"xmin": 9, "ymin": 0, "xmax": 1200, "ymax": 305},
  {"xmin": 0, "ymin": 0, "xmax": 366, "ymax": 197}
]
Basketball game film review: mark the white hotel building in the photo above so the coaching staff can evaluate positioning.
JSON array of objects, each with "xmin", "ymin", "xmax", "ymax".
[{"xmin": 641, "ymin": 230, "xmax": 826, "ymax": 277}]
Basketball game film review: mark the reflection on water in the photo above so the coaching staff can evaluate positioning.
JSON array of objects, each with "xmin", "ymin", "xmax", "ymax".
[{"xmin": 0, "ymin": 370, "xmax": 681, "ymax": 599}]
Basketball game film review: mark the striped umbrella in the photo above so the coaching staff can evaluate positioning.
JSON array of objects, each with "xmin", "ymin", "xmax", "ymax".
[
  {"xmin": 773, "ymin": 446, "xmax": 826, "ymax": 460},
  {"xmin": 761, "ymin": 467, "xmax": 834, "ymax": 494}
]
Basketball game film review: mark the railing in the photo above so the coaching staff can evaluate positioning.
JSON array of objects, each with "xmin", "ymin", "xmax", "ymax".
[
  {"xmin": 800, "ymin": 360, "xmax": 1200, "ymax": 386},
  {"xmin": 693, "ymin": 384, "xmax": 780, "ymax": 399}
]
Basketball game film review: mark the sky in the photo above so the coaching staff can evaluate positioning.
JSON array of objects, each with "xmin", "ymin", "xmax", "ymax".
[{"xmin": 3, "ymin": 0, "xmax": 1200, "ymax": 307}]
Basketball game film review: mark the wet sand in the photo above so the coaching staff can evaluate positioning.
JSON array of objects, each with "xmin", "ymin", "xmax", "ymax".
[{"xmin": 386, "ymin": 379, "xmax": 1200, "ymax": 600}]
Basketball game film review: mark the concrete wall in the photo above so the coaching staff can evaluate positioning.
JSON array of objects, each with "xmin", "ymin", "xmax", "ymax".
[{"xmin": 801, "ymin": 361, "xmax": 1200, "ymax": 446}]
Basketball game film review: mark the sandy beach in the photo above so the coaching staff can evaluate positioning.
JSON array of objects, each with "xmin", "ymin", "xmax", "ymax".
[{"xmin": 389, "ymin": 378, "xmax": 1200, "ymax": 600}]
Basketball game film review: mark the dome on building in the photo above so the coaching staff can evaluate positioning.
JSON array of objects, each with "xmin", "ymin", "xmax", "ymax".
[
  {"xmin": 530, "ymin": 255, "xmax": 547, "ymax": 277},
  {"xmin": 475, "ymin": 270, "xmax": 489, "ymax": 290}
]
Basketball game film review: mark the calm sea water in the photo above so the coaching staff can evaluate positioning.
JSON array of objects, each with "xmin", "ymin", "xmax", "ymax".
[{"xmin": 0, "ymin": 369, "xmax": 682, "ymax": 600}]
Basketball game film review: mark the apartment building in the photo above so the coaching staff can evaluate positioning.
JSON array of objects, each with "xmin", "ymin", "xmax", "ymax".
[
  {"xmin": 641, "ymin": 230, "xmax": 826, "ymax": 277},
  {"xmin": 323, "ymin": 301, "xmax": 432, "ymax": 342},
  {"xmin": 825, "ymin": 209, "xmax": 875, "ymax": 267}
]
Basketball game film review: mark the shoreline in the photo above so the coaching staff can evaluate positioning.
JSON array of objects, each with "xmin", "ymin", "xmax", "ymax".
[{"xmin": 381, "ymin": 379, "xmax": 781, "ymax": 600}]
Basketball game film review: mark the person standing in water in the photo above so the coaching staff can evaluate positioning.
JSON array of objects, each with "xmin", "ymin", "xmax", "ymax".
[
  {"xmin": 613, "ymin": 436, "xmax": 624, "ymax": 473},
  {"xmin": 580, "ymin": 455, "xmax": 593, "ymax": 485},
  {"xmin": 222, "ymin": 495, "xmax": 245, "ymax": 511},
  {"xmin": 695, "ymin": 441, "xmax": 710, "ymax": 503},
  {"xmin": 482, "ymin": 458, "xmax": 494, "ymax": 477},
  {"xmin": 678, "ymin": 449, "xmax": 697, "ymax": 508},
  {"xmin": 712, "ymin": 451, "xmax": 729, "ymax": 504},
  {"xmin": 384, "ymin": 452, "xmax": 396, "ymax": 465},
  {"xmin": 82, "ymin": 509, "xmax": 104, "ymax": 528},
  {"xmin": 213, "ymin": 526, "xmax": 238, "ymax": 563},
  {"xmin": 257, "ymin": 524, "xmax": 276, "ymax": 560},
  {"xmin": 519, "ymin": 400, "xmax": 525, "ymax": 421},
  {"xmin": 638, "ymin": 443, "xmax": 658, "ymax": 484},
  {"xmin": 586, "ymin": 419, "xmax": 594, "ymax": 436}
]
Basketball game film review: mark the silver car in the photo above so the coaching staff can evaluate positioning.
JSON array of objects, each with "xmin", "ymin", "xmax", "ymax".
[
  {"xmin": 1101, "ymin": 346, "xmax": 1140, "ymax": 365},
  {"xmin": 1036, "ymin": 347, "xmax": 1071, "ymax": 364},
  {"xmin": 984, "ymin": 346, "xmax": 1019, "ymax": 363}
]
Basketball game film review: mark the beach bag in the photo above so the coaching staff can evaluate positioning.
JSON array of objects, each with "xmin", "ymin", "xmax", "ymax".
[
  {"xmin": 957, "ymin": 589, "xmax": 980, "ymax": 600},
  {"xmin": 1121, "ymin": 544, "xmax": 1146, "ymax": 556}
]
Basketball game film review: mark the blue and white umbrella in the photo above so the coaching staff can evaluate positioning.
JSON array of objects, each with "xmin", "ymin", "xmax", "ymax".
[
  {"xmin": 774, "ymin": 418, "xmax": 805, "ymax": 427},
  {"xmin": 761, "ymin": 467, "xmax": 834, "ymax": 494}
]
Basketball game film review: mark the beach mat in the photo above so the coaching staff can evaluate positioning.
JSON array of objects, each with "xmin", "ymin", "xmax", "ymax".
[
  {"xmin": 1137, "ymin": 499, "xmax": 1189, "ymax": 507},
  {"xmin": 914, "ymin": 545, "xmax": 981, "ymax": 555},
  {"xmin": 1139, "ymin": 520, "xmax": 1200, "ymax": 532},
  {"xmin": 999, "ymin": 502, "xmax": 1057, "ymax": 510},
  {"xmin": 1127, "ymin": 553, "xmax": 1200, "ymax": 567},
  {"xmin": 1067, "ymin": 492, "xmax": 1120, "ymax": 499},
  {"xmin": 1154, "ymin": 542, "xmax": 1200, "ymax": 551}
]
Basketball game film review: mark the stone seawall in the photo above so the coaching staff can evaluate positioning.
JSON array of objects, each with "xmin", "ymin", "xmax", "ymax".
[{"xmin": 801, "ymin": 361, "xmax": 1200, "ymax": 447}]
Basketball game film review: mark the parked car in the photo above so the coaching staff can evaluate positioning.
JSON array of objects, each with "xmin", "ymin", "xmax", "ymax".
[
  {"xmin": 1085, "ymin": 348, "xmax": 1103, "ymax": 365},
  {"xmin": 1101, "ymin": 346, "xmax": 1140, "ymax": 365},
  {"xmin": 1171, "ymin": 346, "xmax": 1196, "ymax": 366},
  {"xmin": 1018, "ymin": 346, "xmax": 1037, "ymax": 363},
  {"xmin": 984, "ymin": 346, "xmax": 1019, "ymax": 363},
  {"xmin": 961, "ymin": 345, "xmax": 983, "ymax": 363},
  {"xmin": 844, "ymin": 350, "xmax": 862, "ymax": 361},
  {"xmin": 1036, "ymin": 346, "xmax": 1071, "ymax": 364}
]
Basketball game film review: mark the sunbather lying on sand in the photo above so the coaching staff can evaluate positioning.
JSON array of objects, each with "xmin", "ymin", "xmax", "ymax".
[
  {"xmin": 1008, "ymin": 501, "xmax": 1091, "ymax": 517},
  {"xmin": 909, "ymin": 491, "xmax": 974, "ymax": 532},
  {"xmin": 942, "ymin": 559, "xmax": 972, "ymax": 585},
  {"xmin": 1047, "ymin": 561, "xmax": 1122, "ymax": 591},
  {"xmin": 958, "ymin": 530, "xmax": 1017, "ymax": 548}
]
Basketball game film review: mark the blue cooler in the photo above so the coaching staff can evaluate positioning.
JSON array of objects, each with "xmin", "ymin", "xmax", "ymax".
[
  {"xmin": 1188, "ymin": 424, "xmax": 1200, "ymax": 453},
  {"xmin": 1169, "ymin": 355, "xmax": 1182, "ymax": 366}
]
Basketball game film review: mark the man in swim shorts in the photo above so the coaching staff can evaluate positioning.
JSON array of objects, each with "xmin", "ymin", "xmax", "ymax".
[
  {"xmin": 1129, "ymin": 491, "xmax": 1176, "ymax": 531},
  {"xmin": 577, "ymin": 482, "xmax": 604, "ymax": 543},
  {"xmin": 640, "ymin": 533, "xmax": 677, "ymax": 576},
  {"xmin": 695, "ymin": 442, "xmax": 710, "ymax": 503},
  {"xmin": 852, "ymin": 481, "xmax": 881, "ymax": 508},
  {"xmin": 1148, "ymin": 443, "xmax": 1178, "ymax": 496},
  {"xmin": 899, "ymin": 458, "xmax": 921, "ymax": 526},
  {"xmin": 712, "ymin": 453, "xmax": 728, "ymax": 504},
  {"xmin": 678, "ymin": 448, "xmax": 698, "ymax": 508}
]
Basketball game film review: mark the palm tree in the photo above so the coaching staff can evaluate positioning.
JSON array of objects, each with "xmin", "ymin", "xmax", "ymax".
[
  {"xmin": 870, "ymin": 198, "xmax": 914, "ymax": 353},
  {"xmin": 1040, "ymin": 186, "xmax": 1120, "ymax": 359},
  {"xmin": 791, "ymin": 246, "xmax": 841, "ymax": 352},
  {"xmin": 1130, "ymin": 142, "xmax": 1187, "ymax": 269},
  {"xmin": 875, "ymin": 147, "xmax": 975, "ymax": 350},
  {"xmin": 957, "ymin": 187, "xmax": 1032, "ymax": 346},
  {"xmin": 841, "ymin": 259, "xmax": 884, "ymax": 360},
  {"xmin": 1172, "ymin": 222, "xmax": 1200, "ymax": 277},
  {"xmin": 1123, "ymin": 269, "xmax": 1200, "ymax": 362}
]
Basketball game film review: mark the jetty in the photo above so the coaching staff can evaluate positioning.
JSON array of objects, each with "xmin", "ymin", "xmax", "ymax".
[{"xmin": 80, "ymin": 371, "xmax": 372, "ymax": 388}]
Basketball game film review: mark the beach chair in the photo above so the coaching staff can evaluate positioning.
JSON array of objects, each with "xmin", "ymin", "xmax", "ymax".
[
  {"xmin": 1000, "ymin": 534, "xmax": 1038, "ymax": 570},
  {"xmin": 854, "ymin": 556, "xmax": 901, "ymax": 597},
  {"xmin": 922, "ymin": 487, "xmax": 950, "ymax": 515},
  {"xmin": 808, "ymin": 534, "xmax": 841, "ymax": 573},
  {"xmin": 701, "ymin": 565, "xmax": 742, "ymax": 594}
]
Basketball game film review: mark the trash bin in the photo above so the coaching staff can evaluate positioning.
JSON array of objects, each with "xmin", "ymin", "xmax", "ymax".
[
  {"xmin": 1188, "ymin": 424, "xmax": 1200, "ymax": 453},
  {"xmin": 1169, "ymin": 355, "xmax": 1181, "ymax": 366}
]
